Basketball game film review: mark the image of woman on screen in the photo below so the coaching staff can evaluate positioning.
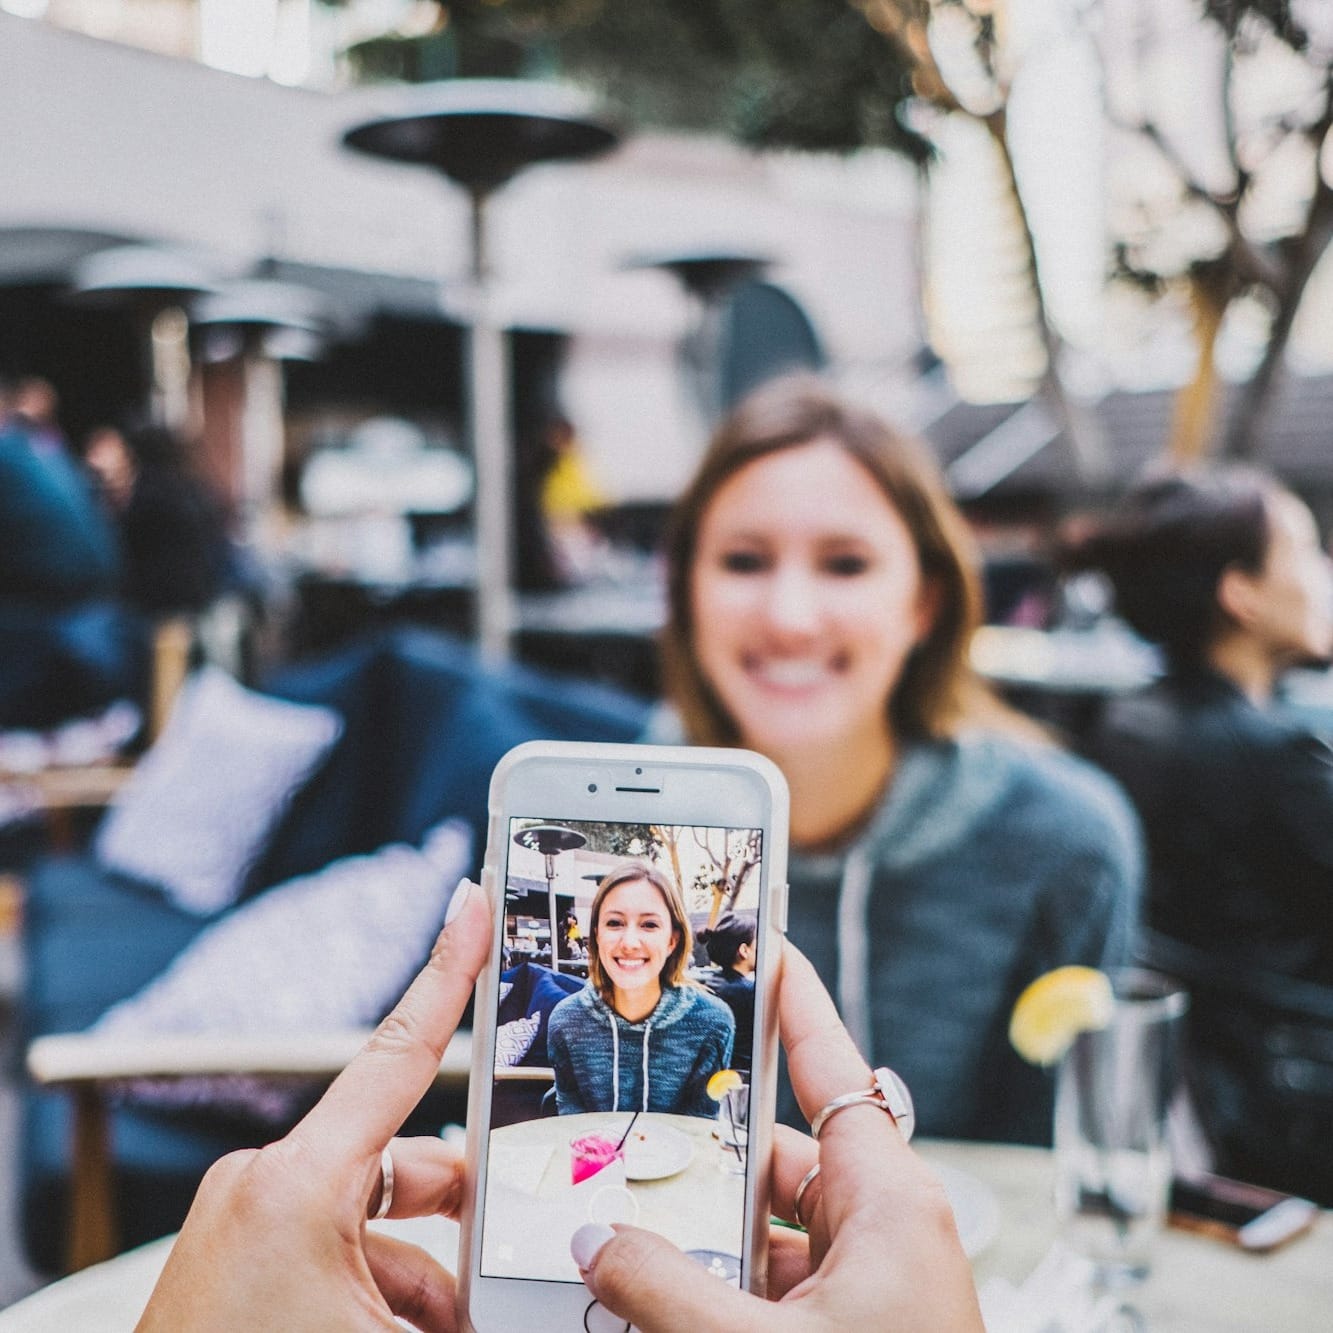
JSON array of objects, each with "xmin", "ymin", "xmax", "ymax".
[{"xmin": 547, "ymin": 862, "xmax": 735, "ymax": 1118}]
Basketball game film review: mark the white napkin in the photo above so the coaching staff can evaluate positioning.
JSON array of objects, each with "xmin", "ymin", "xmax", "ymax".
[
  {"xmin": 487, "ymin": 1144, "xmax": 555, "ymax": 1196},
  {"xmin": 979, "ymin": 1244, "xmax": 1143, "ymax": 1333}
]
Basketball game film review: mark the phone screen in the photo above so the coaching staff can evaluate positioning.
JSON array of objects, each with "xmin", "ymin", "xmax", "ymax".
[{"xmin": 479, "ymin": 816, "xmax": 765, "ymax": 1287}]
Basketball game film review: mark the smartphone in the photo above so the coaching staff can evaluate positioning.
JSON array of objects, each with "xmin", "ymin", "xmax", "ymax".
[
  {"xmin": 457, "ymin": 741, "xmax": 789, "ymax": 1331},
  {"xmin": 1169, "ymin": 1173, "xmax": 1318, "ymax": 1252}
]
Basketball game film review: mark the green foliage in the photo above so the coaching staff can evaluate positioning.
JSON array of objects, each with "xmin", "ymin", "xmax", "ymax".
[
  {"xmin": 424, "ymin": 0, "xmax": 929, "ymax": 158},
  {"xmin": 556, "ymin": 820, "xmax": 654, "ymax": 857}
]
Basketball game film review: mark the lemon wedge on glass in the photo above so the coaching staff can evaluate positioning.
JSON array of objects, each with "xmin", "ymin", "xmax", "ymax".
[
  {"xmin": 706, "ymin": 1068, "xmax": 744, "ymax": 1101},
  {"xmin": 1009, "ymin": 966, "xmax": 1114, "ymax": 1065}
]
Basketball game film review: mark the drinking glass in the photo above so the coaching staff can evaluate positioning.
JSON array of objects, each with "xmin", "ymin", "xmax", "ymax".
[
  {"xmin": 1054, "ymin": 969, "xmax": 1188, "ymax": 1285},
  {"xmin": 717, "ymin": 1083, "xmax": 749, "ymax": 1174}
]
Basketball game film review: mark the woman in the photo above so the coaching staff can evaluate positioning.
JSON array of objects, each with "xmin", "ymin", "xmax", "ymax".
[
  {"xmin": 699, "ymin": 912, "xmax": 757, "ymax": 1073},
  {"xmin": 547, "ymin": 862, "xmax": 735, "ymax": 1118},
  {"xmin": 1072, "ymin": 468, "xmax": 1333, "ymax": 1199},
  {"xmin": 660, "ymin": 374, "xmax": 1141, "ymax": 1143}
]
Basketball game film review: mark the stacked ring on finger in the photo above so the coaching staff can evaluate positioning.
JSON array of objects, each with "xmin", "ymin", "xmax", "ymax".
[
  {"xmin": 370, "ymin": 1144, "xmax": 395, "ymax": 1220},
  {"xmin": 792, "ymin": 1161, "xmax": 822, "ymax": 1231},
  {"xmin": 792, "ymin": 1067, "xmax": 914, "ymax": 1230},
  {"xmin": 810, "ymin": 1066, "xmax": 914, "ymax": 1142}
]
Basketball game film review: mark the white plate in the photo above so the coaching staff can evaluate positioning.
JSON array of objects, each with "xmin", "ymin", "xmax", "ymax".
[
  {"xmin": 622, "ymin": 1122, "xmax": 695, "ymax": 1180},
  {"xmin": 930, "ymin": 1161, "xmax": 1001, "ymax": 1258}
]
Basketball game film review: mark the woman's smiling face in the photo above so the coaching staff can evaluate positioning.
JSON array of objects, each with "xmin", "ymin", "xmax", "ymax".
[
  {"xmin": 689, "ymin": 438, "xmax": 935, "ymax": 762},
  {"xmin": 595, "ymin": 877, "xmax": 679, "ymax": 1002}
]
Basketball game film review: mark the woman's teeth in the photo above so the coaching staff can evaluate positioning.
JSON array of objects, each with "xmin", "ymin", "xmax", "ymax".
[{"xmin": 753, "ymin": 660, "xmax": 827, "ymax": 687}]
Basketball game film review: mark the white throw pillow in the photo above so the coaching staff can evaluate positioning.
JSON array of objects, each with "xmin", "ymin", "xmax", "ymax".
[
  {"xmin": 94, "ymin": 666, "xmax": 342, "ymax": 915},
  {"xmin": 91, "ymin": 820, "xmax": 472, "ymax": 1122},
  {"xmin": 495, "ymin": 1013, "xmax": 541, "ymax": 1068}
]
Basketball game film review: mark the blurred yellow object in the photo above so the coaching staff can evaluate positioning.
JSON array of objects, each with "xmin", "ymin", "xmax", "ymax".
[
  {"xmin": 706, "ymin": 1068, "xmax": 744, "ymax": 1101},
  {"xmin": 542, "ymin": 449, "xmax": 605, "ymax": 520},
  {"xmin": 1009, "ymin": 966, "xmax": 1114, "ymax": 1065}
]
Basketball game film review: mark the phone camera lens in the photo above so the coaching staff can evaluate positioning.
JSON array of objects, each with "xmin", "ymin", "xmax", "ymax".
[
  {"xmin": 634, "ymin": 767, "xmax": 643, "ymax": 775},
  {"xmin": 587, "ymin": 783, "xmax": 598, "ymax": 794}
]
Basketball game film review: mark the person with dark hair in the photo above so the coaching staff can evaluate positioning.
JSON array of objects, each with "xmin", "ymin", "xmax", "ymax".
[
  {"xmin": 1073, "ymin": 467, "xmax": 1333, "ymax": 1200},
  {"xmin": 698, "ymin": 912, "xmax": 757, "ymax": 1073},
  {"xmin": 546, "ymin": 862, "xmax": 734, "ymax": 1118},
  {"xmin": 82, "ymin": 423, "xmax": 235, "ymax": 616},
  {"xmin": 657, "ymin": 373, "xmax": 1141, "ymax": 1144}
]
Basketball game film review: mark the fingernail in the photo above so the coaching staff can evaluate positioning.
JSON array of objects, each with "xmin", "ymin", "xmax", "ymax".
[
  {"xmin": 444, "ymin": 878, "xmax": 477, "ymax": 927},
  {"xmin": 570, "ymin": 1222, "xmax": 615, "ymax": 1273}
]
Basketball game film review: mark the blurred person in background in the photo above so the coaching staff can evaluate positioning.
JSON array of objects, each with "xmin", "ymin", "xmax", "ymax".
[
  {"xmin": 82, "ymin": 423, "xmax": 235, "ymax": 618},
  {"xmin": 6, "ymin": 375, "xmax": 68, "ymax": 455},
  {"xmin": 698, "ymin": 911, "xmax": 756, "ymax": 1075},
  {"xmin": 1071, "ymin": 468, "xmax": 1333, "ymax": 1201},
  {"xmin": 0, "ymin": 379, "xmax": 137, "ymax": 729},
  {"xmin": 657, "ymin": 374, "xmax": 1142, "ymax": 1144}
]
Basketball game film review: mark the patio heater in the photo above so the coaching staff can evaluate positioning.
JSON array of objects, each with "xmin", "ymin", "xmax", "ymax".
[
  {"xmin": 190, "ymin": 276, "xmax": 333, "ymax": 548},
  {"xmin": 343, "ymin": 81, "xmax": 620, "ymax": 662},
  {"xmin": 512, "ymin": 823, "xmax": 586, "ymax": 972},
  {"xmin": 70, "ymin": 243, "xmax": 219, "ymax": 432}
]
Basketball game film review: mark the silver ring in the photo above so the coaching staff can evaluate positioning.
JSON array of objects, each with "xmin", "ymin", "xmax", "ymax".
[
  {"xmin": 810, "ymin": 1067, "xmax": 915, "ymax": 1142},
  {"xmin": 371, "ymin": 1144, "xmax": 395, "ymax": 1220},
  {"xmin": 792, "ymin": 1161, "xmax": 821, "ymax": 1230}
]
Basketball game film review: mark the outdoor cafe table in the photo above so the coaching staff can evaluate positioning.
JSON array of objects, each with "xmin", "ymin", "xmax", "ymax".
[
  {"xmin": 482, "ymin": 1111, "xmax": 743, "ymax": 1283},
  {"xmin": 2, "ymin": 1140, "xmax": 1327, "ymax": 1330}
]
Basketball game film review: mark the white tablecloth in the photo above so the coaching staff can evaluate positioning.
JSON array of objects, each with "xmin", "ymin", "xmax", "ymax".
[{"xmin": 4, "ymin": 1140, "xmax": 1330, "ymax": 1331}]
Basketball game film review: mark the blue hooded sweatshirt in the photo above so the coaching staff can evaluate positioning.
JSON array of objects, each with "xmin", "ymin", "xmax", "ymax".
[{"xmin": 547, "ymin": 983, "xmax": 734, "ymax": 1119}]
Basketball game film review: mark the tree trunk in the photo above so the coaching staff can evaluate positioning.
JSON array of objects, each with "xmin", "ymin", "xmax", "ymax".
[
  {"xmin": 1224, "ymin": 167, "xmax": 1333, "ymax": 460},
  {"xmin": 1166, "ymin": 267, "xmax": 1228, "ymax": 465}
]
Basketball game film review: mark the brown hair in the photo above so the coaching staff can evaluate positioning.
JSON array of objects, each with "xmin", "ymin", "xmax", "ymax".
[
  {"xmin": 587, "ymin": 861, "xmax": 694, "ymax": 1006},
  {"xmin": 662, "ymin": 373, "xmax": 994, "ymax": 744}
]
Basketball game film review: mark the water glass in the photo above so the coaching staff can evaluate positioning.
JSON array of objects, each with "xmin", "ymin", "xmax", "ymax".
[
  {"xmin": 1054, "ymin": 969, "xmax": 1188, "ymax": 1284},
  {"xmin": 717, "ymin": 1084, "xmax": 749, "ymax": 1174}
]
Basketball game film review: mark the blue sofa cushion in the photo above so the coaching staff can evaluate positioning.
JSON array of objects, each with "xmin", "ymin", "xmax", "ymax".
[
  {"xmin": 498, "ymin": 962, "xmax": 586, "ymax": 1068},
  {"xmin": 244, "ymin": 635, "xmax": 390, "ymax": 893},
  {"xmin": 23, "ymin": 854, "xmax": 218, "ymax": 1037}
]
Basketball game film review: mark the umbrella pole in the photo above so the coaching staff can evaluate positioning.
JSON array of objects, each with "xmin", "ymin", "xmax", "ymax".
[{"xmin": 466, "ymin": 188, "xmax": 516, "ymax": 663}]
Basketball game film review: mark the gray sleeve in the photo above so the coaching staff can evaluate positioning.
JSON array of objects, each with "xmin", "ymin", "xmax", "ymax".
[{"xmin": 1037, "ymin": 783, "xmax": 1145, "ymax": 973}]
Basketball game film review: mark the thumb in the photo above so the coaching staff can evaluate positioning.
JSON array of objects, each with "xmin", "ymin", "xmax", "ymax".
[{"xmin": 572, "ymin": 1224, "xmax": 765, "ymax": 1332}]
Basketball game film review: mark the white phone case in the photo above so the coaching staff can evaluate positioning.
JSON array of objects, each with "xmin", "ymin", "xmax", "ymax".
[{"xmin": 457, "ymin": 741, "xmax": 788, "ymax": 1332}]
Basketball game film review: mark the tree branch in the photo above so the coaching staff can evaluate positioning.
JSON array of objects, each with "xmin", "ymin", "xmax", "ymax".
[{"xmin": 1121, "ymin": 116, "xmax": 1286, "ymax": 291}]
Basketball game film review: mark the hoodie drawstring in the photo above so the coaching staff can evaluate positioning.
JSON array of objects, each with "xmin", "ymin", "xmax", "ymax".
[
  {"xmin": 837, "ymin": 844, "xmax": 873, "ymax": 1055},
  {"xmin": 640, "ymin": 1019, "xmax": 652, "ymax": 1112},
  {"xmin": 608, "ymin": 1010, "xmax": 654, "ymax": 1113}
]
